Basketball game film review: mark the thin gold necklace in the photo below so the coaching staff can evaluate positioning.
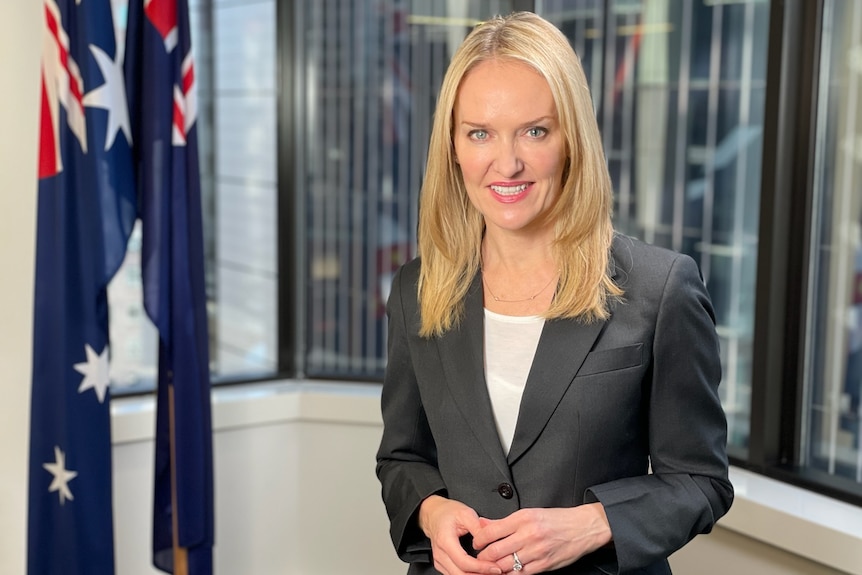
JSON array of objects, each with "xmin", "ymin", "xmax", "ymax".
[{"xmin": 483, "ymin": 273, "xmax": 557, "ymax": 303}]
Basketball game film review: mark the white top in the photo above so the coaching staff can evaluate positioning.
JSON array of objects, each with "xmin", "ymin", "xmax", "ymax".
[{"xmin": 483, "ymin": 308, "xmax": 545, "ymax": 454}]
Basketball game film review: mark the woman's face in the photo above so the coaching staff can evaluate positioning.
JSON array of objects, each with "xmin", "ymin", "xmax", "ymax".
[{"xmin": 453, "ymin": 58, "xmax": 566, "ymax": 237}]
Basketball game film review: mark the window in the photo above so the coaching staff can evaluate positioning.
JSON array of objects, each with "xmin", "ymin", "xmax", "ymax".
[
  {"xmin": 803, "ymin": 0, "xmax": 862, "ymax": 484},
  {"xmin": 106, "ymin": 0, "xmax": 862, "ymax": 504}
]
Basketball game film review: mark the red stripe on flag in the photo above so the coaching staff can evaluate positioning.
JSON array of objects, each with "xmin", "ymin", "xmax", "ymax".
[
  {"xmin": 44, "ymin": 3, "xmax": 84, "ymax": 113},
  {"xmin": 182, "ymin": 64, "xmax": 194, "ymax": 95},
  {"xmin": 38, "ymin": 71, "xmax": 59, "ymax": 179},
  {"xmin": 44, "ymin": 3, "xmax": 58, "ymax": 38},
  {"xmin": 173, "ymin": 96, "xmax": 186, "ymax": 143}
]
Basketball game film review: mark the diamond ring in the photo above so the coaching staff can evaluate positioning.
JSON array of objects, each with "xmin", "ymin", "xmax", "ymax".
[{"xmin": 512, "ymin": 551, "xmax": 523, "ymax": 572}]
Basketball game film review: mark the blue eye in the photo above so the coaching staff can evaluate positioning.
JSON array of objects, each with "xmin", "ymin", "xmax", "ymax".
[
  {"xmin": 527, "ymin": 127, "xmax": 547, "ymax": 138},
  {"xmin": 469, "ymin": 129, "xmax": 488, "ymax": 141}
]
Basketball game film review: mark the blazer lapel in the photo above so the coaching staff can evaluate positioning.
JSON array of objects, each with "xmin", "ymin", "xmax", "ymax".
[
  {"xmin": 436, "ymin": 272, "xmax": 511, "ymax": 479},
  {"xmin": 507, "ymin": 312, "xmax": 609, "ymax": 465}
]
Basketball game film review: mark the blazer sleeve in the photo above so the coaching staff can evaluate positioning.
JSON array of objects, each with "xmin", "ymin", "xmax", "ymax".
[
  {"xmin": 584, "ymin": 253, "xmax": 734, "ymax": 573},
  {"xmin": 375, "ymin": 263, "xmax": 448, "ymax": 564}
]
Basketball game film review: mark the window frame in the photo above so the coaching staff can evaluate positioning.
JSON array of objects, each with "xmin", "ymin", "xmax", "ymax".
[
  {"xmin": 277, "ymin": 0, "xmax": 299, "ymax": 377},
  {"xmin": 744, "ymin": 0, "xmax": 819, "ymax": 477}
]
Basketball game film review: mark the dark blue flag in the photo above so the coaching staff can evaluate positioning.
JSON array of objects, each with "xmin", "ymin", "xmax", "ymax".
[
  {"xmin": 29, "ymin": 0, "xmax": 137, "ymax": 573},
  {"xmin": 124, "ymin": 0, "xmax": 215, "ymax": 573},
  {"xmin": 28, "ymin": 0, "xmax": 213, "ymax": 573}
]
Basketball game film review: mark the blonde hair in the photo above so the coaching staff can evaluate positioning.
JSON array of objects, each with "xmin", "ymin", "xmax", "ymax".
[{"xmin": 417, "ymin": 11, "xmax": 622, "ymax": 338}]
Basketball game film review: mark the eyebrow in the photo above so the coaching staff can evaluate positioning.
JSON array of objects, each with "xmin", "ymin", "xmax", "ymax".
[{"xmin": 458, "ymin": 116, "xmax": 557, "ymax": 129}]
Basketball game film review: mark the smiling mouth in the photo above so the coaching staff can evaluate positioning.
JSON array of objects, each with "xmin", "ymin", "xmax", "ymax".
[{"xmin": 490, "ymin": 183, "xmax": 528, "ymax": 195}]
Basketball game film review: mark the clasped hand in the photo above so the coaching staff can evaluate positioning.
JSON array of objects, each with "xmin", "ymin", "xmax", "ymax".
[{"xmin": 418, "ymin": 495, "xmax": 612, "ymax": 574}]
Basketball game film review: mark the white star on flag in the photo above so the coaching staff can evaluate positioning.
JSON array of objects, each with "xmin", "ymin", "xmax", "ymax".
[
  {"xmin": 43, "ymin": 446, "xmax": 78, "ymax": 505},
  {"xmin": 74, "ymin": 344, "xmax": 111, "ymax": 403},
  {"xmin": 83, "ymin": 44, "xmax": 132, "ymax": 151}
]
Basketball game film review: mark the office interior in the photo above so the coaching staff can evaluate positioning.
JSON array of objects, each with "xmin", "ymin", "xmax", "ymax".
[{"xmin": 1, "ymin": 0, "xmax": 861, "ymax": 573}]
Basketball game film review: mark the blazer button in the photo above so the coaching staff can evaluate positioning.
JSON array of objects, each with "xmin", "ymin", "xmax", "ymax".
[{"xmin": 497, "ymin": 482, "xmax": 514, "ymax": 499}]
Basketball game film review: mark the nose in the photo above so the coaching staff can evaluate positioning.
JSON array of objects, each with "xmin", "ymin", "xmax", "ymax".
[{"xmin": 493, "ymin": 139, "xmax": 523, "ymax": 177}]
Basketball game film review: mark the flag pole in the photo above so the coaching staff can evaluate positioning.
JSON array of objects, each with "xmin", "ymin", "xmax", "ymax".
[{"xmin": 169, "ymin": 383, "xmax": 189, "ymax": 575}]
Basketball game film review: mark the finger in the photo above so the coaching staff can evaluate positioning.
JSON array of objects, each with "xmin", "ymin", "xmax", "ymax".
[
  {"xmin": 460, "ymin": 511, "xmax": 487, "ymax": 536},
  {"xmin": 488, "ymin": 551, "xmax": 526, "ymax": 575},
  {"xmin": 439, "ymin": 553, "xmax": 503, "ymax": 575},
  {"xmin": 433, "ymin": 545, "xmax": 468, "ymax": 575},
  {"xmin": 472, "ymin": 518, "xmax": 516, "ymax": 552},
  {"xmin": 457, "ymin": 557, "xmax": 504, "ymax": 575},
  {"xmin": 436, "ymin": 539, "xmax": 503, "ymax": 575},
  {"xmin": 475, "ymin": 536, "xmax": 524, "ymax": 564},
  {"xmin": 448, "ymin": 547, "xmax": 504, "ymax": 575}
]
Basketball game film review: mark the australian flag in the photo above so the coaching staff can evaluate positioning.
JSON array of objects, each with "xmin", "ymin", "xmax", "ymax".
[{"xmin": 28, "ymin": 0, "xmax": 213, "ymax": 573}]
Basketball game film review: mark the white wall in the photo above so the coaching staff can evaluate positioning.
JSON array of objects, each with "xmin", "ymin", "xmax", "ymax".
[
  {"xmin": 110, "ymin": 385, "xmax": 405, "ymax": 575},
  {"xmin": 1, "ymin": 1, "xmax": 860, "ymax": 574},
  {"xmin": 0, "ymin": 1, "xmax": 40, "ymax": 574}
]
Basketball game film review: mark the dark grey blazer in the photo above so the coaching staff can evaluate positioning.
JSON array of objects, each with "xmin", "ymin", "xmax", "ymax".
[{"xmin": 376, "ymin": 234, "xmax": 733, "ymax": 575}]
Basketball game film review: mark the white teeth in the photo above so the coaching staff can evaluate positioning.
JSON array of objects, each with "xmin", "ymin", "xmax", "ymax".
[{"xmin": 490, "ymin": 184, "xmax": 528, "ymax": 195}]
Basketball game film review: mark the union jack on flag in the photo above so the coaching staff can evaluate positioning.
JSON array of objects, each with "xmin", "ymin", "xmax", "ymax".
[{"xmin": 28, "ymin": 0, "xmax": 213, "ymax": 573}]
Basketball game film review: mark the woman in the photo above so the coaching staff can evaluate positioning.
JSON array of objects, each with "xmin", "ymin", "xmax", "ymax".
[{"xmin": 376, "ymin": 11, "xmax": 732, "ymax": 575}]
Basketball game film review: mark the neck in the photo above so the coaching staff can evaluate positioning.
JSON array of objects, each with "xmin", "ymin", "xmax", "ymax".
[
  {"xmin": 480, "ymin": 233, "xmax": 555, "ymax": 274},
  {"xmin": 480, "ymin": 238, "xmax": 558, "ymax": 307}
]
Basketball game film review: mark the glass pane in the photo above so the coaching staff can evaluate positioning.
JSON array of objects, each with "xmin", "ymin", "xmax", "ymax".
[
  {"xmin": 539, "ymin": 0, "xmax": 771, "ymax": 452},
  {"xmin": 803, "ymin": 0, "xmax": 862, "ymax": 484},
  {"xmin": 209, "ymin": 0, "xmax": 278, "ymax": 380},
  {"xmin": 299, "ymin": 1, "xmax": 515, "ymax": 378}
]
